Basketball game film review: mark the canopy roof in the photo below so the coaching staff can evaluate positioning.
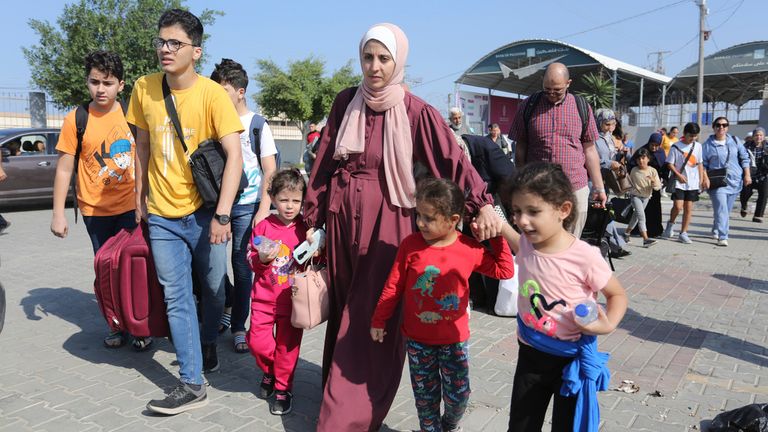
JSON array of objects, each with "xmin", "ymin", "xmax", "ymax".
[
  {"xmin": 670, "ymin": 41, "xmax": 768, "ymax": 106},
  {"xmin": 456, "ymin": 39, "xmax": 672, "ymax": 106}
]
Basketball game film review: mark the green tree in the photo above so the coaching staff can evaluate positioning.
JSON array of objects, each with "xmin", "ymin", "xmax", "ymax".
[
  {"xmin": 23, "ymin": 0, "xmax": 222, "ymax": 108},
  {"xmin": 576, "ymin": 71, "xmax": 618, "ymax": 111},
  {"xmin": 253, "ymin": 57, "xmax": 360, "ymax": 135}
]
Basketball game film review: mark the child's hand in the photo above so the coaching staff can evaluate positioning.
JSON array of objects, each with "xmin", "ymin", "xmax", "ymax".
[
  {"xmin": 575, "ymin": 306, "xmax": 616, "ymax": 335},
  {"xmin": 259, "ymin": 244, "xmax": 279, "ymax": 264},
  {"xmin": 370, "ymin": 327, "xmax": 386, "ymax": 343}
]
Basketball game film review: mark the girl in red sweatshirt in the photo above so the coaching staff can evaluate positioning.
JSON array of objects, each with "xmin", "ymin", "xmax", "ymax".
[
  {"xmin": 371, "ymin": 178, "xmax": 514, "ymax": 432},
  {"xmin": 247, "ymin": 169, "xmax": 307, "ymax": 416}
]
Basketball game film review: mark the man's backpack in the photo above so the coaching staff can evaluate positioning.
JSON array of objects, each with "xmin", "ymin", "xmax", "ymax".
[
  {"xmin": 248, "ymin": 114, "xmax": 280, "ymax": 170},
  {"xmin": 522, "ymin": 91, "xmax": 590, "ymax": 140},
  {"xmin": 71, "ymin": 100, "xmax": 129, "ymax": 222}
]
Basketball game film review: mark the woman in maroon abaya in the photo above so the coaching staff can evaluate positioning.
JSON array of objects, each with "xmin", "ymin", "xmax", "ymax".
[{"xmin": 303, "ymin": 23, "xmax": 501, "ymax": 431}]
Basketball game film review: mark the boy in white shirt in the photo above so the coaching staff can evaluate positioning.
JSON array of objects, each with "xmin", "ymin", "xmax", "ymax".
[
  {"xmin": 663, "ymin": 122, "xmax": 705, "ymax": 244},
  {"xmin": 210, "ymin": 59, "xmax": 277, "ymax": 354}
]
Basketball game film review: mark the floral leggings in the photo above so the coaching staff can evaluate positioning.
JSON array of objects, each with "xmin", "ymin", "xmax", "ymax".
[{"xmin": 407, "ymin": 339, "xmax": 471, "ymax": 432}]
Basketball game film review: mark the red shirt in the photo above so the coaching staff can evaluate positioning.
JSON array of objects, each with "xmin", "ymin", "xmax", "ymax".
[
  {"xmin": 509, "ymin": 93, "xmax": 598, "ymax": 189},
  {"xmin": 248, "ymin": 214, "xmax": 308, "ymax": 308},
  {"xmin": 371, "ymin": 233, "xmax": 514, "ymax": 345},
  {"xmin": 307, "ymin": 131, "xmax": 320, "ymax": 144}
]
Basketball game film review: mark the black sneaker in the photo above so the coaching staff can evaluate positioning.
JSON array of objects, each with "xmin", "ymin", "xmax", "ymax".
[
  {"xmin": 259, "ymin": 373, "xmax": 275, "ymax": 399},
  {"xmin": 202, "ymin": 343, "xmax": 219, "ymax": 373},
  {"xmin": 270, "ymin": 390, "xmax": 292, "ymax": 415},
  {"xmin": 147, "ymin": 382, "xmax": 207, "ymax": 415},
  {"xmin": 643, "ymin": 239, "xmax": 658, "ymax": 248}
]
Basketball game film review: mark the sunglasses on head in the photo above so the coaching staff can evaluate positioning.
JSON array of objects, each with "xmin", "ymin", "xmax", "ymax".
[{"xmin": 714, "ymin": 123, "xmax": 729, "ymax": 128}]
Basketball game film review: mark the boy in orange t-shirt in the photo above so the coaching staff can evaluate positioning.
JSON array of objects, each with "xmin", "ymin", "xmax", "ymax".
[{"xmin": 50, "ymin": 50, "xmax": 144, "ymax": 350}]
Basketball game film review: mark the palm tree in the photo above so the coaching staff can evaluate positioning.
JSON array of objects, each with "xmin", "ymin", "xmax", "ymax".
[{"xmin": 576, "ymin": 72, "xmax": 618, "ymax": 110}]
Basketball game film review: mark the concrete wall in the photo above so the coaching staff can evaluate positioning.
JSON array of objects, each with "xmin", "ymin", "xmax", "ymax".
[{"xmin": 275, "ymin": 139, "xmax": 304, "ymax": 168}]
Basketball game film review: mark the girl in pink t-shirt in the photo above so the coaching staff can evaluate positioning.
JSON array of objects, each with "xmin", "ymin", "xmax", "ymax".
[
  {"xmin": 246, "ymin": 169, "xmax": 308, "ymax": 416},
  {"xmin": 502, "ymin": 162, "xmax": 628, "ymax": 431}
]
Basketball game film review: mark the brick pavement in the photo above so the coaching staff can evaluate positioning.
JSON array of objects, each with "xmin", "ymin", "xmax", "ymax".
[{"xmin": 0, "ymin": 199, "xmax": 765, "ymax": 431}]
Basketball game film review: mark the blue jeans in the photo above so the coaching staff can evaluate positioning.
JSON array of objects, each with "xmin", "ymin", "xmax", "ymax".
[
  {"xmin": 710, "ymin": 188, "xmax": 738, "ymax": 240},
  {"xmin": 229, "ymin": 202, "xmax": 257, "ymax": 333},
  {"xmin": 82, "ymin": 210, "xmax": 137, "ymax": 254},
  {"xmin": 148, "ymin": 208, "xmax": 227, "ymax": 385}
]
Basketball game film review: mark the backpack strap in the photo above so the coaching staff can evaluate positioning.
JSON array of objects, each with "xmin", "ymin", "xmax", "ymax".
[
  {"xmin": 522, "ymin": 91, "xmax": 543, "ymax": 141},
  {"xmin": 249, "ymin": 113, "xmax": 266, "ymax": 170},
  {"xmin": 71, "ymin": 102, "xmax": 90, "ymax": 223},
  {"xmin": 572, "ymin": 94, "xmax": 590, "ymax": 137}
]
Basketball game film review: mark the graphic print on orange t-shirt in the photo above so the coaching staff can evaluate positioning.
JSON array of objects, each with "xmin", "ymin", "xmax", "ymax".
[{"xmin": 82, "ymin": 123, "xmax": 134, "ymax": 188}]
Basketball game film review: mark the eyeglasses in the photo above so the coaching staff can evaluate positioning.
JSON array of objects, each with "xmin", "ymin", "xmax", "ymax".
[
  {"xmin": 151, "ymin": 37, "xmax": 195, "ymax": 53},
  {"xmin": 714, "ymin": 123, "xmax": 729, "ymax": 128},
  {"xmin": 543, "ymin": 86, "xmax": 568, "ymax": 96}
]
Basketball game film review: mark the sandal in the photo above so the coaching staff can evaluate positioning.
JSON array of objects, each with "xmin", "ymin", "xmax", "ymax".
[
  {"xmin": 132, "ymin": 336, "xmax": 153, "ymax": 352},
  {"xmin": 233, "ymin": 333, "xmax": 249, "ymax": 354},
  {"xmin": 104, "ymin": 331, "xmax": 126, "ymax": 349},
  {"xmin": 218, "ymin": 312, "xmax": 231, "ymax": 335}
]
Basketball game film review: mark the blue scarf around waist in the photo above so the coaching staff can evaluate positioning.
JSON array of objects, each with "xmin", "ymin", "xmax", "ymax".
[{"xmin": 516, "ymin": 316, "xmax": 611, "ymax": 432}]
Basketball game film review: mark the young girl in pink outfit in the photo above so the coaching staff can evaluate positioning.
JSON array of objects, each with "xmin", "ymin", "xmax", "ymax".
[
  {"xmin": 502, "ymin": 162, "xmax": 628, "ymax": 432},
  {"xmin": 247, "ymin": 169, "xmax": 307, "ymax": 416}
]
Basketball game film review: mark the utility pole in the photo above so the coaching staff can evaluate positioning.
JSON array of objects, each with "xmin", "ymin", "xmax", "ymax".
[{"xmin": 696, "ymin": 0, "xmax": 708, "ymax": 125}]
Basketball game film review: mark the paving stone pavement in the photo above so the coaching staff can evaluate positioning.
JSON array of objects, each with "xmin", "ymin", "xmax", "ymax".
[{"xmin": 0, "ymin": 198, "xmax": 765, "ymax": 431}]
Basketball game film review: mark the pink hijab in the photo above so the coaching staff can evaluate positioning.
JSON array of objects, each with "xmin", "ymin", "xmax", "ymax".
[{"xmin": 334, "ymin": 23, "xmax": 415, "ymax": 208}]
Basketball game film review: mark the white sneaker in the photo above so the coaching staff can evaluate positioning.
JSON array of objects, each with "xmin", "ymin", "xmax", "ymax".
[
  {"xmin": 717, "ymin": 239, "xmax": 728, "ymax": 247},
  {"xmin": 663, "ymin": 224, "xmax": 676, "ymax": 239},
  {"xmin": 678, "ymin": 232, "xmax": 692, "ymax": 244}
]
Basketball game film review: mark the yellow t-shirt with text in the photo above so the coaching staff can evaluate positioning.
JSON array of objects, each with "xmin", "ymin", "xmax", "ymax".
[
  {"xmin": 126, "ymin": 73, "xmax": 243, "ymax": 217},
  {"xmin": 56, "ymin": 107, "xmax": 135, "ymax": 216}
]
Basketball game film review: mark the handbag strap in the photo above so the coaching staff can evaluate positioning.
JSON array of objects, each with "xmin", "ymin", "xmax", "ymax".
[{"xmin": 161, "ymin": 75, "xmax": 189, "ymax": 157}]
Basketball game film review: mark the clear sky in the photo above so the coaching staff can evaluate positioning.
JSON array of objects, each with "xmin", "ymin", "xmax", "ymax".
[{"xmin": 1, "ymin": 0, "xmax": 762, "ymax": 113}]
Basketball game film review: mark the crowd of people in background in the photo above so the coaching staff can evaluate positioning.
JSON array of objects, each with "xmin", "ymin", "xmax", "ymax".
[{"xmin": 0, "ymin": 6, "xmax": 759, "ymax": 432}]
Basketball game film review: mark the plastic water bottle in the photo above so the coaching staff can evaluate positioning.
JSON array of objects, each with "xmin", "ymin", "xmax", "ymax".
[
  {"xmin": 573, "ymin": 299, "xmax": 599, "ymax": 326},
  {"xmin": 252, "ymin": 236, "xmax": 277, "ymax": 254}
]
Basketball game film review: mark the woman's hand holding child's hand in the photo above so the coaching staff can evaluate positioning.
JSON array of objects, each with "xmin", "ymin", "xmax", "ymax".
[{"xmin": 370, "ymin": 328, "xmax": 386, "ymax": 343}]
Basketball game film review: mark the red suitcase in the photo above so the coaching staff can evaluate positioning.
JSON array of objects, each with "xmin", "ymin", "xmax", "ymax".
[{"xmin": 93, "ymin": 224, "xmax": 169, "ymax": 337}]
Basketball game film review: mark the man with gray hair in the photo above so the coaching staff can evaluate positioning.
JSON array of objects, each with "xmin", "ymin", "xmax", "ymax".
[
  {"xmin": 508, "ymin": 62, "xmax": 607, "ymax": 237},
  {"xmin": 448, "ymin": 107, "xmax": 473, "ymax": 160}
]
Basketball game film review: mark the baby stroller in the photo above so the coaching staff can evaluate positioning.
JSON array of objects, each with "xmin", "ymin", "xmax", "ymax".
[{"xmin": 580, "ymin": 203, "xmax": 615, "ymax": 271}]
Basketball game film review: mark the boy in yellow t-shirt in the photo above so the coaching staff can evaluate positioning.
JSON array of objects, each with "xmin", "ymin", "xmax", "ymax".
[
  {"xmin": 126, "ymin": 9, "xmax": 243, "ymax": 416},
  {"xmin": 50, "ymin": 50, "xmax": 150, "ymax": 351}
]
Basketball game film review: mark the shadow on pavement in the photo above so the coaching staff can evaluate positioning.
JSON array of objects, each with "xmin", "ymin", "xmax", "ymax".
[
  {"xmin": 20, "ymin": 287, "xmax": 178, "ymax": 390},
  {"xmin": 712, "ymin": 273, "xmax": 768, "ymax": 294},
  {"xmin": 619, "ymin": 307, "xmax": 768, "ymax": 368}
]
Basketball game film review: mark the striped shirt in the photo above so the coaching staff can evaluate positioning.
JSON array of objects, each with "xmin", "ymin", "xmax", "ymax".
[{"xmin": 509, "ymin": 93, "xmax": 598, "ymax": 189}]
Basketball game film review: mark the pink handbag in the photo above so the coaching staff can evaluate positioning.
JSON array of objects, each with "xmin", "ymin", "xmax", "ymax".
[{"xmin": 290, "ymin": 263, "xmax": 330, "ymax": 330}]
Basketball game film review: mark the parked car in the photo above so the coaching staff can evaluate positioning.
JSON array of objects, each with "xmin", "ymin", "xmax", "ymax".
[{"xmin": 0, "ymin": 128, "xmax": 62, "ymax": 207}]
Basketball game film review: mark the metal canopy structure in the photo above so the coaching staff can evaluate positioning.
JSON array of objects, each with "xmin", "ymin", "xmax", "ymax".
[
  {"xmin": 670, "ymin": 41, "xmax": 768, "ymax": 106},
  {"xmin": 456, "ymin": 39, "xmax": 672, "ymax": 107}
]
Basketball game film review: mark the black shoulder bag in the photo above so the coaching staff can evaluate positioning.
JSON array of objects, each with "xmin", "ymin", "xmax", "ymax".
[
  {"xmin": 161, "ymin": 75, "xmax": 246, "ymax": 208},
  {"xmin": 706, "ymin": 142, "xmax": 730, "ymax": 189}
]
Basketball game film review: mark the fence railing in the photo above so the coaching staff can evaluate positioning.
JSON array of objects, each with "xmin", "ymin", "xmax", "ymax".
[{"xmin": 0, "ymin": 89, "xmax": 69, "ymax": 129}]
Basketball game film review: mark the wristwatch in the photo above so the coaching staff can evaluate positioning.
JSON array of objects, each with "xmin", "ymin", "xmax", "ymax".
[{"xmin": 214, "ymin": 213, "xmax": 231, "ymax": 225}]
